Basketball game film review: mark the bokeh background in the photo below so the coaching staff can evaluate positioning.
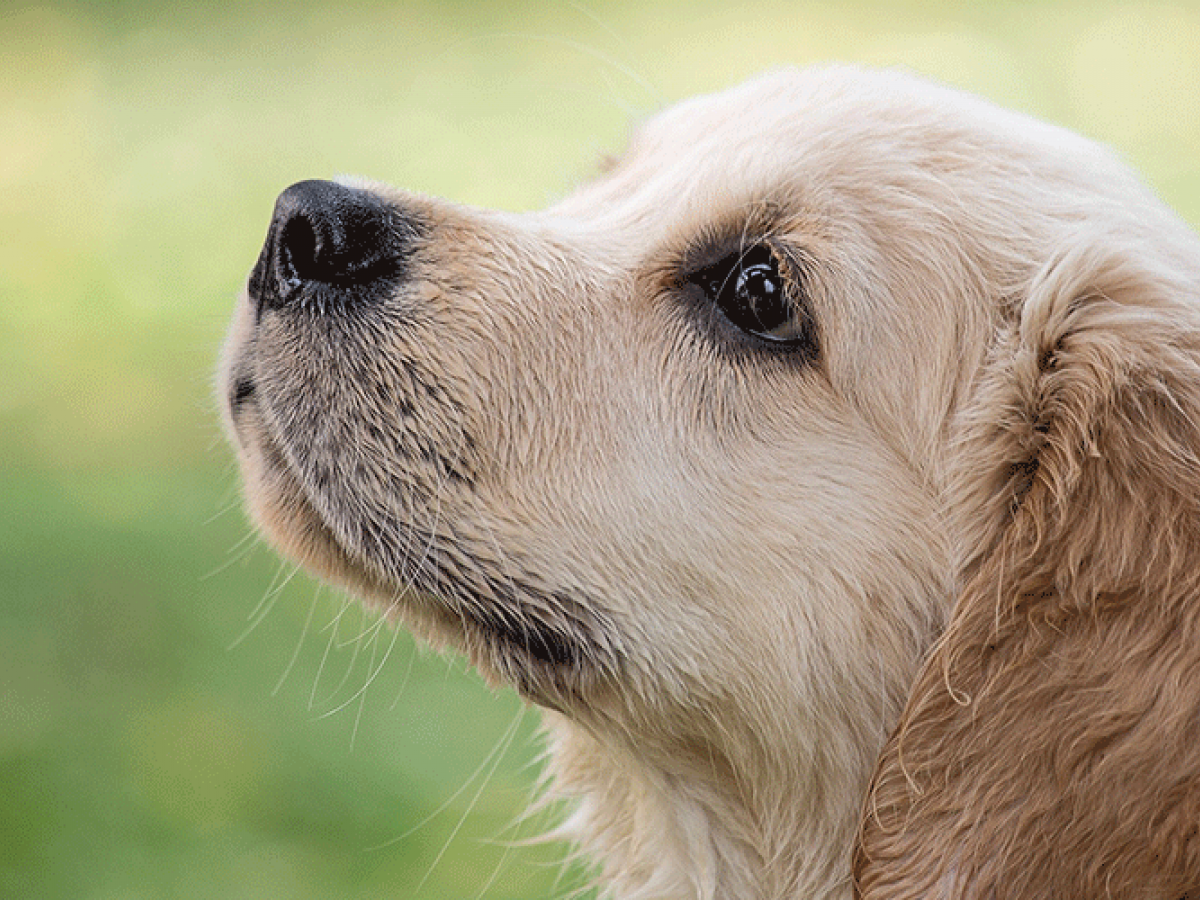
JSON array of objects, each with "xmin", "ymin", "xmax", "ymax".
[{"xmin": 4, "ymin": 1, "xmax": 1200, "ymax": 898}]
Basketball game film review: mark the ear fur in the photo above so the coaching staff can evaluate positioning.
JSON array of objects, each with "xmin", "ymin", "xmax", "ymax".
[{"xmin": 855, "ymin": 230, "xmax": 1200, "ymax": 898}]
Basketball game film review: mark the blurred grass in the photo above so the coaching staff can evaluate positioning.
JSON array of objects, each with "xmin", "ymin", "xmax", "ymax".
[{"xmin": 2, "ymin": 1, "xmax": 1199, "ymax": 898}]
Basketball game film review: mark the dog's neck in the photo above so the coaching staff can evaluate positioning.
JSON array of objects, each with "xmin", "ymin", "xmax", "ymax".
[
  {"xmin": 529, "ymin": 554, "xmax": 947, "ymax": 899},
  {"xmin": 542, "ymin": 704, "xmax": 872, "ymax": 900}
]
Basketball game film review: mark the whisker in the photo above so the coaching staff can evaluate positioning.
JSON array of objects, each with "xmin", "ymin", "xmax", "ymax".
[
  {"xmin": 348, "ymin": 614, "xmax": 385, "ymax": 751},
  {"xmin": 430, "ymin": 30, "xmax": 662, "ymax": 109},
  {"xmin": 410, "ymin": 706, "xmax": 526, "ymax": 894},
  {"xmin": 245, "ymin": 554, "xmax": 293, "ymax": 621},
  {"xmin": 201, "ymin": 488, "xmax": 245, "ymax": 528},
  {"xmin": 387, "ymin": 637, "xmax": 418, "ymax": 712},
  {"xmin": 226, "ymin": 560, "xmax": 301, "ymax": 650},
  {"xmin": 317, "ymin": 604, "xmax": 405, "ymax": 722},
  {"xmin": 309, "ymin": 594, "xmax": 353, "ymax": 710},
  {"xmin": 200, "ymin": 527, "xmax": 261, "ymax": 581},
  {"xmin": 337, "ymin": 602, "xmax": 391, "ymax": 648},
  {"xmin": 315, "ymin": 603, "xmax": 372, "ymax": 708},
  {"xmin": 273, "ymin": 583, "xmax": 322, "ymax": 696},
  {"xmin": 366, "ymin": 704, "xmax": 527, "ymax": 852}
]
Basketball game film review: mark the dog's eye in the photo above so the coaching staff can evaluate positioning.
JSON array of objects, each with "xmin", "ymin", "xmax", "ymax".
[{"xmin": 697, "ymin": 244, "xmax": 810, "ymax": 344}]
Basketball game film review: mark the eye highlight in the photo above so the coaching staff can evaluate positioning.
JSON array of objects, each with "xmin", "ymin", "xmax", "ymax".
[{"xmin": 691, "ymin": 243, "xmax": 816, "ymax": 348}]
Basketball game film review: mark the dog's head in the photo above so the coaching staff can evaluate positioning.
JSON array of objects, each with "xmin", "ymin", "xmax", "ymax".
[{"xmin": 220, "ymin": 66, "xmax": 1200, "ymax": 898}]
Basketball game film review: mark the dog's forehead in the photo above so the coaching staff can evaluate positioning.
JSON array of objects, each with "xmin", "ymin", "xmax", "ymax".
[
  {"xmin": 633, "ymin": 70, "xmax": 817, "ymax": 161},
  {"xmin": 552, "ymin": 69, "xmax": 828, "ymax": 223},
  {"xmin": 550, "ymin": 66, "xmax": 1097, "ymax": 235}
]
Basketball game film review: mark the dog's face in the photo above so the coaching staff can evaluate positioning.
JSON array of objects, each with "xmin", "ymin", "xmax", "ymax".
[
  {"xmin": 221, "ymin": 68, "xmax": 969, "ymax": 711},
  {"xmin": 220, "ymin": 66, "xmax": 1200, "ymax": 899}
]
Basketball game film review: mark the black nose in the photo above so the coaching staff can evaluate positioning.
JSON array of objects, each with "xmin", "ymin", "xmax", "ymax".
[{"xmin": 248, "ymin": 179, "xmax": 415, "ymax": 315}]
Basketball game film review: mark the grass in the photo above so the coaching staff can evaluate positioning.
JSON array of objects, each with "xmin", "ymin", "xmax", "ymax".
[{"xmin": 3, "ymin": 1, "xmax": 1199, "ymax": 897}]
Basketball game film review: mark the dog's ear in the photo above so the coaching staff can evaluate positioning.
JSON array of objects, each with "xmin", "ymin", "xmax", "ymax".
[{"xmin": 855, "ymin": 230, "xmax": 1200, "ymax": 899}]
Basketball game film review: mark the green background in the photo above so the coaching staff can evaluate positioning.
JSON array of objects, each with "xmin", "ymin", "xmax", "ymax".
[{"xmin": 4, "ymin": 2, "xmax": 1199, "ymax": 897}]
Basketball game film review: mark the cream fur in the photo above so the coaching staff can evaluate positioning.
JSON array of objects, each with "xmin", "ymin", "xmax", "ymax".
[{"xmin": 219, "ymin": 66, "xmax": 1200, "ymax": 898}]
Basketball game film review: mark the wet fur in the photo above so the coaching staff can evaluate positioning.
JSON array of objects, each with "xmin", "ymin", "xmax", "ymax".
[{"xmin": 220, "ymin": 67, "xmax": 1200, "ymax": 898}]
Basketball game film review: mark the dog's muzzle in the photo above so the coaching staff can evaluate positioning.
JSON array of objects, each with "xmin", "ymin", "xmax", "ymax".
[{"xmin": 247, "ymin": 179, "xmax": 418, "ymax": 318}]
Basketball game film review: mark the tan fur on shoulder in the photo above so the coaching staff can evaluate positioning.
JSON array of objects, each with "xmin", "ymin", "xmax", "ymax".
[{"xmin": 219, "ymin": 66, "xmax": 1200, "ymax": 898}]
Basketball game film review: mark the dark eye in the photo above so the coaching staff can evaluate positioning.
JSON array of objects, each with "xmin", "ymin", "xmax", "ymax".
[{"xmin": 697, "ymin": 244, "xmax": 812, "ymax": 345}]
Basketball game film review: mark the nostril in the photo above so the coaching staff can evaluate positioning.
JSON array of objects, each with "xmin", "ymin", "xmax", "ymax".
[
  {"xmin": 249, "ymin": 179, "xmax": 417, "ymax": 315},
  {"xmin": 277, "ymin": 211, "xmax": 327, "ymax": 287},
  {"xmin": 277, "ymin": 185, "xmax": 358, "ymax": 285}
]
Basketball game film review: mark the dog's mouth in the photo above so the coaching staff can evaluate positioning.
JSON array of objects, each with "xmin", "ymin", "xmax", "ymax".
[
  {"xmin": 224, "ymin": 361, "xmax": 618, "ymax": 703},
  {"xmin": 220, "ymin": 180, "xmax": 620, "ymax": 703}
]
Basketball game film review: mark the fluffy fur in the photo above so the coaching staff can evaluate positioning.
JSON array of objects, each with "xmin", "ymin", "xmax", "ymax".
[{"xmin": 218, "ymin": 66, "xmax": 1200, "ymax": 898}]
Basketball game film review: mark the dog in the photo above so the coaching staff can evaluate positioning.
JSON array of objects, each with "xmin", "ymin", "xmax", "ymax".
[{"xmin": 218, "ymin": 65, "xmax": 1200, "ymax": 898}]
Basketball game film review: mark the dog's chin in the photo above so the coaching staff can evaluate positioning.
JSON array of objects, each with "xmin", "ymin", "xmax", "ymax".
[
  {"xmin": 227, "ymin": 406, "xmax": 614, "ymax": 708},
  {"xmin": 225, "ymin": 408, "xmax": 394, "ymax": 597}
]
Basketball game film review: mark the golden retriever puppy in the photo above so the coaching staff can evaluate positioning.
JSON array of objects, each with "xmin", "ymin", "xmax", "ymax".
[{"xmin": 218, "ymin": 66, "xmax": 1200, "ymax": 899}]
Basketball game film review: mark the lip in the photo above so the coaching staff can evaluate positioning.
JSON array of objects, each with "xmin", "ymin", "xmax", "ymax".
[
  {"xmin": 233, "ymin": 401, "xmax": 406, "ymax": 607},
  {"xmin": 229, "ymin": 375, "xmax": 256, "ymax": 411},
  {"xmin": 230, "ymin": 377, "xmax": 618, "ymax": 695}
]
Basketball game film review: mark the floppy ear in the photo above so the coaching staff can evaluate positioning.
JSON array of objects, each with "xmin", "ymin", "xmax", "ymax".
[{"xmin": 854, "ymin": 231, "xmax": 1200, "ymax": 899}]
